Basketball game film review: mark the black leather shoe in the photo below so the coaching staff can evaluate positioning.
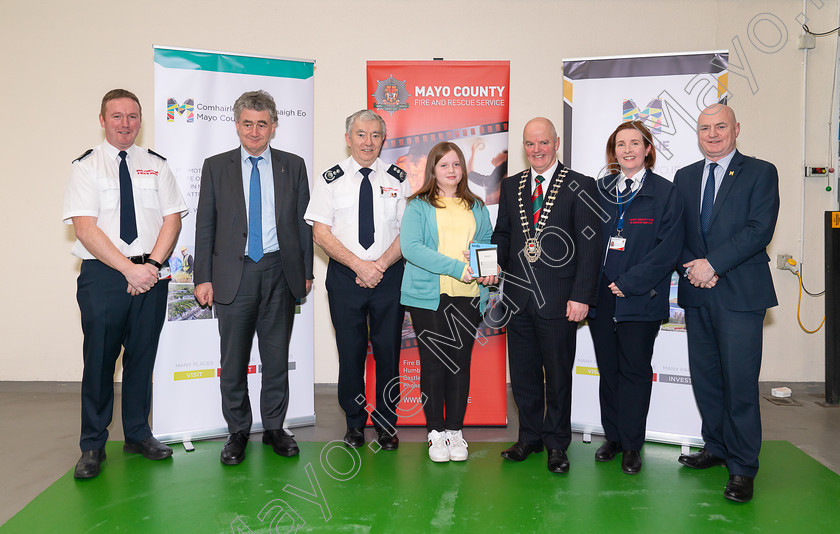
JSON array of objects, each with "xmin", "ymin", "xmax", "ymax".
[
  {"xmin": 375, "ymin": 427, "xmax": 399, "ymax": 451},
  {"xmin": 263, "ymin": 429, "xmax": 300, "ymax": 457},
  {"xmin": 74, "ymin": 448, "xmax": 106, "ymax": 479},
  {"xmin": 622, "ymin": 450, "xmax": 642, "ymax": 474},
  {"xmin": 547, "ymin": 449, "xmax": 570, "ymax": 474},
  {"xmin": 500, "ymin": 441, "xmax": 544, "ymax": 462},
  {"xmin": 123, "ymin": 436, "xmax": 173, "ymax": 460},
  {"xmin": 678, "ymin": 448, "xmax": 726, "ymax": 469},
  {"xmin": 595, "ymin": 440, "xmax": 621, "ymax": 462},
  {"xmin": 221, "ymin": 431, "xmax": 249, "ymax": 465},
  {"xmin": 724, "ymin": 474, "xmax": 754, "ymax": 502},
  {"xmin": 344, "ymin": 427, "xmax": 365, "ymax": 448}
]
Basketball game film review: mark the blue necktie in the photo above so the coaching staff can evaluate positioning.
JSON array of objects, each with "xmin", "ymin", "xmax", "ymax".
[
  {"xmin": 118, "ymin": 151, "xmax": 138, "ymax": 245},
  {"xmin": 700, "ymin": 162, "xmax": 718, "ymax": 237},
  {"xmin": 248, "ymin": 156, "xmax": 264, "ymax": 262},
  {"xmin": 358, "ymin": 167, "xmax": 374, "ymax": 249}
]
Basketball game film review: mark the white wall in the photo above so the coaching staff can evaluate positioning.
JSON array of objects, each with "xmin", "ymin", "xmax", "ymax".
[{"xmin": 1, "ymin": 0, "xmax": 836, "ymax": 383}]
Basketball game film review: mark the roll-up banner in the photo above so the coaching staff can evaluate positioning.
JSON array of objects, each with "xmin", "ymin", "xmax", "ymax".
[
  {"xmin": 151, "ymin": 46, "xmax": 315, "ymax": 442},
  {"xmin": 365, "ymin": 60, "xmax": 510, "ymax": 425},
  {"xmin": 563, "ymin": 51, "xmax": 729, "ymax": 446}
]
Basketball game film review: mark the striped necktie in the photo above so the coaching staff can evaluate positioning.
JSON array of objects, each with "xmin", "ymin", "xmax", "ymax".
[{"xmin": 531, "ymin": 175, "xmax": 545, "ymax": 226}]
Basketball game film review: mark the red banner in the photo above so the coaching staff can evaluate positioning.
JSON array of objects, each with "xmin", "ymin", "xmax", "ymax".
[{"xmin": 365, "ymin": 60, "xmax": 510, "ymax": 426}]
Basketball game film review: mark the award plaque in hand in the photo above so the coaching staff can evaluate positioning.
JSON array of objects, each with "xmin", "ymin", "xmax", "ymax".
[{"xmin": 469, "ymin": 242, "xmax": 498, "ymax": 278}]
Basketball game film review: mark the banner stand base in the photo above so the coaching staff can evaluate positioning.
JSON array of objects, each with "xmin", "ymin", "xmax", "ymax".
[
  {"xmin": 572, "ymin": 424, "xmax": 704, "ymax": 448},
  {"xmin": 155, "ymin": 414, "xmax": 316, "ymax": 445}
]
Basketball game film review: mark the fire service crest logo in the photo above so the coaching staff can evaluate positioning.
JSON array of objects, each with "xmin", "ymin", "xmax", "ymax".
[{"xmin": 372, "ymin": 75, "xmax": 410, "ymax": 114}]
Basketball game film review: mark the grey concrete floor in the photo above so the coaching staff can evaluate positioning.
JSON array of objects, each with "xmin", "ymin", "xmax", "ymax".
[{"xmin": 1, "ymin": 381, "xmax": 838, "ymax": 525}]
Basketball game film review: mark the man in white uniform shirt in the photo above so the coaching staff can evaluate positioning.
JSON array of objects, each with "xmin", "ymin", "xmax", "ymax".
[
  {"xmin": 305, "ymin": 109, "xmax": 411, "ymax": 450},
  {"xmin": 63, "ymin": 89, "xmax": 187, "ymax": 479}
]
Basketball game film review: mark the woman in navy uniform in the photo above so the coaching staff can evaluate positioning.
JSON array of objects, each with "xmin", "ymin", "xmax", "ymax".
[{"xmin": 588, "ymin": 121, "xmax": 684, "ymax": 474}]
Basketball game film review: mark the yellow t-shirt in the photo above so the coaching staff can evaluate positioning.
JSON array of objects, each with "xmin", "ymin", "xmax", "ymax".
[{"xmin": 436, "ymin": 197, "xmax": 479, "ymax": 298}]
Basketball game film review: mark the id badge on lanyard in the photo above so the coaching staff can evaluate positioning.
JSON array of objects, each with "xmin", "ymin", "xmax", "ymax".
[{"xmin": 610, "ymin": 174, "xmax": 644, "ymax": 251}]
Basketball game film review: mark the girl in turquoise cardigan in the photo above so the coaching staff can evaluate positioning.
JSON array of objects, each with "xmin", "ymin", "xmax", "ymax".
[{"xmin": 400, "ymin": 142, "xmax": 497, "ymax": 462}]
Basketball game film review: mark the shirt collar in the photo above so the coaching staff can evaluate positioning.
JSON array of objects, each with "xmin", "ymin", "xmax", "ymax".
[
  {"xmin": 615, "ymin": 168, "xmax": 646, "ymax": 193},
  {"xmin": 348, "ymin": 157, "xmax": 380, "ymax": 176},
  {"xmin": 532, "ymin": 160, "xmax": 559, "ymax": 182},
  {"xmin": 103, "ymin": 141, "xmax": 136, "ymax": 159},
  {"xmin": 705, "ymin": 149, "xmax": 736, "ymax": 174},
  {"xmin": 241, "ymin": 146, "xmax": 271, "ymax": 163}
]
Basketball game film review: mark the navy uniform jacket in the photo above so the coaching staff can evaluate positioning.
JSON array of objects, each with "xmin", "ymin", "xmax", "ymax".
[
  {"xmin": 674, "ymin": 150, "xmax": 779, "ymax": 312},
  {"xmin": 593, "ymin": 171, "xmax": 684, "ymax": 322}
]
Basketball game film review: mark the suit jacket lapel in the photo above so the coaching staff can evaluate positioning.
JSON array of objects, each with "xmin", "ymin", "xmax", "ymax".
[
  {"xmin": 541, "ymin": 164, "xmax": 564, "ymax": 222},
  {"xmin": 685, "ymin": 161, "xmax": 705, "ymax": 245},
  {"xmin": 271, "ymin": 148, "xmax": 286, "ymax": 227},
  {"xmin": 229, "ymin": 150, "xmax": 247, "ymax": 226},
  {"xmin": 709, "ymin": 150, "xmax": 742, "ymax": 228},
  {"xmin": 522, "ymin": 169, "xmax": 535, "ymax": 222}
]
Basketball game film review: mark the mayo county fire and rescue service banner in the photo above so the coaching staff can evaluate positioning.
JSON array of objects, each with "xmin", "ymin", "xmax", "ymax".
[
  {"xmin": 365, "ymin": 60, "xmax": 510, "ymax": 425},
  {"xmin": 151, "ymin": 46, "xmax": 315, "ymax": 443},
  {"xmin": 563, "ymin": 51, "xmax": 730, "ymax": 446}
]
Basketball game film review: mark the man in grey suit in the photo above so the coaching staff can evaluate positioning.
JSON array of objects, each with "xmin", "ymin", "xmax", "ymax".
[{"xmin": 194, "ymin": 90, "xmax": 313, "ymax": 465}]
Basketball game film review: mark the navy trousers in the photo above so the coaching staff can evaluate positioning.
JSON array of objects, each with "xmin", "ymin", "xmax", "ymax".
[
  {"xmin": 77, "ymin": 260, "xmax": 168, "ymax": 451},
  {"xmin": 588, "ymin": 275, "xmax": 660, "ymax": 451},
  {"xmin": 685, "ymin": 290, "xmax": 765, "ymax": 478},
  {"xmin": 326, "ymin": 260, "xmax": 404, "ymax": 429}
]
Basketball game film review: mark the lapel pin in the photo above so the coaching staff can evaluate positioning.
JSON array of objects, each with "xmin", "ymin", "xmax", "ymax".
[{"xmin": 729, "ymin": 171, "xmax": 734, "ymax": 176}]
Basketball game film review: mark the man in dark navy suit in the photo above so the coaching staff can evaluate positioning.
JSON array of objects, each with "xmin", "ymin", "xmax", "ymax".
[
  {"xmin": 492, "ymin": 117, "xmax": 602, "ymax": 474},
  {"xmin": 674, "ymin": 104, "xmax": 779, "ymax": 502}
]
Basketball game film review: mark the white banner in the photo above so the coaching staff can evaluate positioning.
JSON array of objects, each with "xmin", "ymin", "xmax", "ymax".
[
  {"xmin": 564, "ymin": 51, "xmax": 730, "ymax": 446},
  {"xmin": 152, "ymin": 46, "xmax": 315, "ymax": 442}
]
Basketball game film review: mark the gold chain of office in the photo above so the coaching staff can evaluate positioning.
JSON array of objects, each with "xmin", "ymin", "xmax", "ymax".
[{"xmin": 516, "ymin": 167, "xmax": 568, "ymax": 263}]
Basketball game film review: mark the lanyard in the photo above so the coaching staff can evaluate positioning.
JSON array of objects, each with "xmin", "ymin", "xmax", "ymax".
[{"xmin": 616, "ymin": 171, "xmax": 647, "ymax": 235}]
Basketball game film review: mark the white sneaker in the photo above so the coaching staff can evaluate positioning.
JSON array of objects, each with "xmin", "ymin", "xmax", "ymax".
[
  {"xmin": 446, "ymin": 429, "xmax": 469, "ymax": 461},
  {"xmin": 428, "ymin": 430, "xmax": 450, "ymax": 462}
]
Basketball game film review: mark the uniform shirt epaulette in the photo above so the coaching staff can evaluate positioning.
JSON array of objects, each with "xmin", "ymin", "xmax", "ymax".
[
  {"xmin": 387, "ymin": 164, "xmax": 407, "ymax": 182},
  {"xmin": 323, "ymin": 164, "xmax": 344, "ymax": 183},
  {"xmin": 147, "ymin": 149, "xmax": 167, "ymax": 160},
  {"xmin": 73, "ymin": 149, "xmax": 93, "ymax": 163}
]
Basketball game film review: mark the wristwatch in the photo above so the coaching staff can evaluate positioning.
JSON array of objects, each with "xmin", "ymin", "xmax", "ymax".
[{"xmin": 146, "ymin": 258, "xmax": 164, "ymax": 270}]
